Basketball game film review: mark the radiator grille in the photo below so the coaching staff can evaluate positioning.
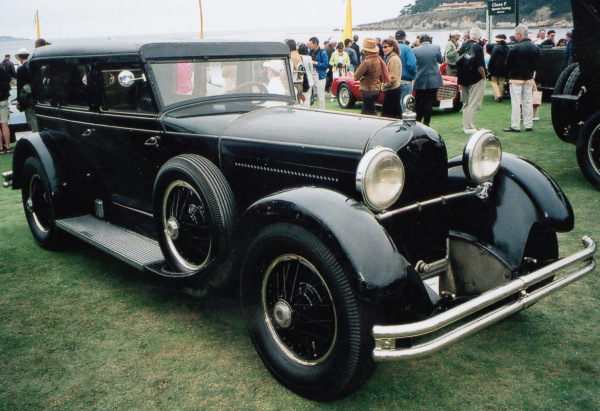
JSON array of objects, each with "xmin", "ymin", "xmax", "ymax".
[{"xmin": 437, "ymin": 85, "xmax": 458, "ymax": 101}]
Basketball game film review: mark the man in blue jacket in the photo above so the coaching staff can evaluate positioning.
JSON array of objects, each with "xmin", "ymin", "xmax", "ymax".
[
  {"xmin": 395, "ymin": 30, "xmax": 417, "ymax": 112},
  {"xmin": 309, "ymin": 37, "xmax": 329, "ymax": 110}
]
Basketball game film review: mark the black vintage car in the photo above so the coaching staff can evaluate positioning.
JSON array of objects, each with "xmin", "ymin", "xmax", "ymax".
[
  {"xmin": 3, "ymin": 40, "xmax": 596, "ymax": 401},
  {"xmin": 552, "ymin": 0, "xmax": 600, "ymax": 189}
]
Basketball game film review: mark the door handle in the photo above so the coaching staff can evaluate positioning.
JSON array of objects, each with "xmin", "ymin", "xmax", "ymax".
[
  {"xmin": 145, "ymin": 136, "xmax": 161, "ymax": 147},
  {"xmin": 82, "ymin": 128, "xmax": 95, "ymax": 137}
]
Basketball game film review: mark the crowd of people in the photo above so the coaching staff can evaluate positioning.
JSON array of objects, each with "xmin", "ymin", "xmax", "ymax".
[
  {"xmin": 0, "ymin": 29, "xmax": 573, "ymax": 147},
  {"xmin": 285, "ymin": 25, "xmax": 572, "ymax": 133},
  {"xmin": 0, "ymin": 38, "xmax": 49, "ymax": 154}
]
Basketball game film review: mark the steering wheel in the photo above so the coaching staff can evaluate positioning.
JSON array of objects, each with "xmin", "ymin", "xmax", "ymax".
[{"xmin": 229, "ymin": 81, "xmax": 268, "ymax": 94}]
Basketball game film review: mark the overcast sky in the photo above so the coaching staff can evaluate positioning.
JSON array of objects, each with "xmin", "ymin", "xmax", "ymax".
[{"xmin": 2, "ymin": 0, "xmax": 413, "ymax": 40}]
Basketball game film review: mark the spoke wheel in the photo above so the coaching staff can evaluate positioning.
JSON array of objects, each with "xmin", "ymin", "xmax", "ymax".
[
  {"xmin": 153, "ymin": 155, "xmax": 236, "ymax": 279},
  {"xmin": 28, "ymin": 174, "xmax": 52, "ymax": 233},
  {"xmin": 21, "ymin": 157, "xmax": 64, "ymax": 249},
  {"xmin": 262, "ymin": 254, "xmax": 337, "ymax": 365},
  {"xmin": 337, "ymin": 84, "xmax": 355, "ymax": 109},
  {"xmin": 162, "ymin": 180, "xmax": 212, "ymax": 271},
  {"xmin": 241, "ymin": 222, "xmax": 381, "ymax": 401}
]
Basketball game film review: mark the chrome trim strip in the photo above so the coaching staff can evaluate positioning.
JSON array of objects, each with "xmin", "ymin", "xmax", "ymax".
[
  {"xmin": 221, "ymin": 135, "xmax": 363, "ymax": 155},
  {"xmin": 35, "ymin": 114, "xmax": 159, "ymax": 133},
  {"xmin": 372, "ymin": 236, "xmax": 596, "ymax": 361},
  {"xmin": 113, "ymin": 202, "xmax": 154, "ymax": 218}
]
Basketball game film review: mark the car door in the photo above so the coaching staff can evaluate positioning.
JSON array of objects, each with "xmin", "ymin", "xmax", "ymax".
[{"xmin": 89, "ymin": 64, "xmax": 172, "ymax": 213}]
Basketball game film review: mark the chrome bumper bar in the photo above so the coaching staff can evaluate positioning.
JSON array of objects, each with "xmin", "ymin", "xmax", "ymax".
[{"xmin": 373, "ymin": 236, "xmax": 596, "ymax": 361}]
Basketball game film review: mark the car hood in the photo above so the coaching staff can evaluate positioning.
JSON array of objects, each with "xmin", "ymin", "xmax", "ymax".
[{"xmin": 163, "ymin": 104, "xmax": 396, "ymax": 152}]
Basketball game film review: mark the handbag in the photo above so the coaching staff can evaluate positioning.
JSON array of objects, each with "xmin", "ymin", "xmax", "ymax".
[{"xmin": 532, "ymin": 90, "xmax": 542, "ymax": 107}]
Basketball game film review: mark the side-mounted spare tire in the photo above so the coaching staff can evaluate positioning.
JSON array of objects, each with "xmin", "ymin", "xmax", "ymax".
[
  {"xmin": 551, "ymin": 63, "xmax": 581, "ymax": 143},
  {"xmin": 153, "ymin": 154, "xmax": 236, "ymax": 279}
]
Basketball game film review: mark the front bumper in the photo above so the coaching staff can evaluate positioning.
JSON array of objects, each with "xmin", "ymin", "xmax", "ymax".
[{"xmin": 373, "ymin": 236, "xmax": 596, "ymax": 361}]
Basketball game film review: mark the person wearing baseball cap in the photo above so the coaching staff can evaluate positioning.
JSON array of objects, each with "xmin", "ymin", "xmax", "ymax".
[
  {"xmin": 394, "ymin": 29, "xmax": 417, "ymax": 112},
  {"xmin": 444, "ymin": 31, "xmax": 462, "ymax": 76}
]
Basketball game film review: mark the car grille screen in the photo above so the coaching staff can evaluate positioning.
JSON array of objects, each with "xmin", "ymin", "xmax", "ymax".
[{"xmin": 437, "ymin": 85, "xmax": 458, "ymax": 101}]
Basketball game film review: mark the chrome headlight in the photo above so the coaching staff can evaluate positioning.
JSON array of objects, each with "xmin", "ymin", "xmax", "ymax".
[
  {"xmin": 356, "ymin": 147, "xmax": 405, "ymax": 211},
  {"xmin": 463, "ymin": 130, "xmax": 502, "ymax": 184}
]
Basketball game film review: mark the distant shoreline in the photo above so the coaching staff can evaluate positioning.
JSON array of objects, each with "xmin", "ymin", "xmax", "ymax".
[{"xmin": 0, "ymin": 36, "xmax": 29, "ymax": 42}]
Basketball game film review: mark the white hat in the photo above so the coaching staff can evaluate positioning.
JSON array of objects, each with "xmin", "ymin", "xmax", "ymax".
[
  {"xmin": 263, "ymin": 60, "xmax": 284, "ymax": 72},
  {"xmin": 15, "ymin": 48, "xmax": 30, "ymax": 59},
  {"xmin": 451, "ymin": 30, "xmax": 461, "ymax": 37}
]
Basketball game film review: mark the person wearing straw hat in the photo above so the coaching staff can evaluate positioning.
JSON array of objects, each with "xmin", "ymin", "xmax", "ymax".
[
  {"xmin": 353, "ymin": 38, "xmax": 383, "ymax": 116},
  {"xmin": 15, "ymin": 48, "xmax": 38, "ymax": 133},
  {"xmin": 444, "ymin": 30, "xmax": 462, "ymax": 76}
]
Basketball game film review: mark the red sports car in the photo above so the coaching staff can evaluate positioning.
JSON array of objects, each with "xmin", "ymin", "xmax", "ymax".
[{"xmin": 331, "ymin": 74, "xmax": 463, "ymax": 113}]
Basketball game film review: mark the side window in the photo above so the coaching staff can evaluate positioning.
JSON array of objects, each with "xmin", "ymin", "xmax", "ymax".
[
  {"xmin": 53, "ymin": 59, "xmax": 89, "ymax": 108},
  {"xmin": 100, "ymin": 67, "xmax": 155, "ymax": 113},
  {"xmin": 30, "ymin": 61, "xmax": 52, "ymax": 105}
]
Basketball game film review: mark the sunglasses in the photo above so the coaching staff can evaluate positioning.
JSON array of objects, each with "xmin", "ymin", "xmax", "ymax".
[{"xmin": 382, "ymin": 45, "xmax": 391, "ymax": 48}]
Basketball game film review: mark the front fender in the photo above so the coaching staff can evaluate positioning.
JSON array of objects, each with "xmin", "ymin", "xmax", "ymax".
[
  {"xmin": 448, "ymin": 153, "xmax": 574, "ymax": 268},
  {"xmin": 237, "ymin": 187, "xmax": 410, "ymax": 303}
]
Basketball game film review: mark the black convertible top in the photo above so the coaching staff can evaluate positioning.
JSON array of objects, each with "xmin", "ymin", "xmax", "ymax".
[{"xmin": 30, "ymin": 39, "xmax": 291, "ymax": 61}]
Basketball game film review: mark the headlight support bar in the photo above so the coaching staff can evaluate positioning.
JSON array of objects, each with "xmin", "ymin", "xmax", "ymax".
[{"xmin": 374, "ymin": 184, "xmax": 490, "ymax": 221}]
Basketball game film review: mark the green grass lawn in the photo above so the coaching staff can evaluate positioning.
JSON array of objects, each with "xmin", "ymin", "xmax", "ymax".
[{"xmin": 1, "ymin": 84, "xmax": 598, "ymax": 410}]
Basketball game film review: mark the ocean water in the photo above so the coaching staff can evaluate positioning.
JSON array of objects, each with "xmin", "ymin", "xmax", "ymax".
[{"xmin": 1, "ymin": 26, "xmax": 572, "ymax": 67}]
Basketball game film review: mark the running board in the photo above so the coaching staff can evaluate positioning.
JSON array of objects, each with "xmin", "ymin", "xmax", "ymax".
[{"xmin": 56, "ymin": 215, "xmax": 165, "ymax": 271}]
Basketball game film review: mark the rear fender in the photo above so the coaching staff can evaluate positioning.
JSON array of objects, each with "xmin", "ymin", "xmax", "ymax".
[
  {"xmin": 447, "ymin": 153, "xmax": 573, "ymax": 269},
  {"xmin": 12, "ymin": 132, "xmax": 93, "ymax": 218},
  {"xmin": 237, "ymin": 187, "xmax": 410, "ymax": 303}
]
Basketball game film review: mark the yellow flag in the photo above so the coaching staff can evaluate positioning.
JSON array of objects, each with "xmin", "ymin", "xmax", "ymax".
[
  {"xmin": 198, "ymin": 0, "xmax": 204, "ymax": 39},
  {"xmin": 341, "ymin": 0, "xmax": 352, "ymax": 43},
  {"xmin": 35, "ymin": 10, "xmax": 41, "ymax": 39}
]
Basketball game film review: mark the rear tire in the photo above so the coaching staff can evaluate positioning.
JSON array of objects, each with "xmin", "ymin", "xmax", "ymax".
[
  {"xmin": 21, "ymin": 157, "xmax": 64, "ymax": 250},
  {"xmin": 240, "ymin": 223, "xmax": 381, "ymax": 401},
  {"xmin": 576, "ymin": 112, "xmax": 600, "ymax": 190}
]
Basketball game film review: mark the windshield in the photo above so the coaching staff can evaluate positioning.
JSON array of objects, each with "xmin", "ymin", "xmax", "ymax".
[{"xmin": 150, "ymin": 58, "xmax": 293, "ymax": 107}]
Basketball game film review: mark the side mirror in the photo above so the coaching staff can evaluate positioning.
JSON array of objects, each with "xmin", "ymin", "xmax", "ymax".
[{"xmin": 118, "ymin": 70, "xmax": 146, "ymax": 88}]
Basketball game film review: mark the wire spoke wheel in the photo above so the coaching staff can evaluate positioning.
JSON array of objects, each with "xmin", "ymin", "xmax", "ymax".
[
  {"xmin": 262, "ymin": 254, "xmax": 337, "ymax": 365},
  {"xmin": 587, "ymin": 124, "xmax": 600, "ymax": 176},
  {"xmin": 162, "ymin": 180, "xmax": 212, "ymax": 270},
  {"xmin": 27, "ymin": 174, "xmax": 52, "ymax": 233}
]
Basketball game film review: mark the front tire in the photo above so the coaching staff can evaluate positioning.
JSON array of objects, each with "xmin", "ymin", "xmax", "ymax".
[
  {"xmin": 240, "ymin": 223, "xmax": 380, "ymax": 401},
  {"xmin": 337, "ymin": 84, "xmax": 356, "ymax": 109},
  {"xmin": 21, "ymin": 157, "xmax": 63, "ymax": 249},
  {"xmin": 576, "ymin": 112, "xmax": 600, "ymax": 190},
  {"xmin": 153, "ymin": 155, "xmax": 236, "ymax": 279}
]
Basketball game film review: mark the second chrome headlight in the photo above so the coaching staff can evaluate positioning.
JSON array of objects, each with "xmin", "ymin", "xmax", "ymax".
[
  {"xmin": 356, "ymin": 147, "xmax": 405, "ymax": 211},
  {"xmin": 463, "ymin": 130, "xmax": 502, "ymax": 184}
]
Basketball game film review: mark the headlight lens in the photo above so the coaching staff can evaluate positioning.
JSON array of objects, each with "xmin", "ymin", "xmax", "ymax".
[
  {"xmin": 356, "ymin": 147, "xmax": 405, "ymax": 211},
  {"xmin": 463, "ymin": 130, "xmax": 502, "ymax": 184}
]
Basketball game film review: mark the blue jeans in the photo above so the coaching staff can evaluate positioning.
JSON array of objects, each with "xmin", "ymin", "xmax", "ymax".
[{"xmin": 400, "ymin": 81, "xmax": 413, "ymax": 112}]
